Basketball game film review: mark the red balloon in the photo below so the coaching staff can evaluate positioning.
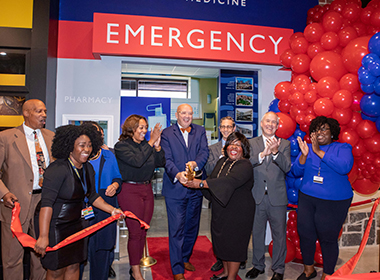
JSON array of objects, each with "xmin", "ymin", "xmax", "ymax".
[
  {"xmin": 338, "ymin": 27, "xmax": 358, "ymax": 48},
  {"xmin": 280, "ymin": 49, "xmax": 295, "ymax": 68},
  {"xmin": 360, "ymin": 6, "xmax": 374, "ymax": 24},
  {"xmin": 296, "ymin": 114, "xmax": 306, "ymax": 125},
  {"xmin": 370, "ymin": 8, "xmax": 380, "ymax": 27},
  {"xmin": 342, "ymin": 3, "xmax": 361, "ymax": 21},
  {"xmin": 374, "ymin": 155, "xmax": 380, "ymax": 168},
  {"xmin": 348, "ymin": 163, "xmax": 358, "ymax": 184},
  {"xmin": 316, "ymin": 76, "xmax": 340, "ymax": 98},
  {"xmin": 289, "ymin": 106, "xmax": 302, "ymax": 119},
  {"xmin": 292, "ymin": 92, "xmax": 305, "ymax": 104},
  {"xmin": 276, "ymin": 112, "xmax": 297, "ymax": 139},
  {"xmin": 313, "ymin": 98, "xmax": 334, "ymax": 116},
  {"xmin": 285, "ymin": 239, "xmax": 296, "ymax": 263},
  {"xmin": 296, "ymin": 101, "xmax": 308, "ymax": 110},
  {"xmin": 289, "ymin": 32, "xmax": 305, "ymax": 47},
  {"xmin": 364, "ymin": 133, "xmax": 380, "ymax": 153},
  {"xmin": 278, "ymin": 99, "xmax": 291, "ymax": 113},
  {"xmin": 291, "ymin": 54, "xmax": 311, "ymax": 74},
  {"xmin": 310, "ymin": 51, "xmax": 348, "ymax": 81},
  {"xmin": 351, "ymin": 22, "xmax": 367, "ymax": 37},
  {"xmin": 305, "ymin": 106, "xmax": 315, "ymax": 115},
  {"xmin": 341, "ymin": 36, "xmax": 371, "ymax": 74},
  {"xmin": 346, "ymin": 112, "xmax": 362, "ymax": 129},
  {"xmin": 351, "ymin": 91, "xmax": 363, "ymax": 112},
  {"xmin": 362, "ymin": 151, "xmax": 375, "ymax": 164},
  {"xmin": 293, "ymin": 74, "xmax": 311, "ymax": 86},
  {"xmin": 314, "ymin": 251, "xmax": 324, "ymax": 265},
  {"xmin": 274, "ymin": 81, "xmax": 291, "ymax": 100},
  {"xmin": 298, "ymin": 84, "xmax": 309, "ymax": 94},
  {"xmin": 332, "ymin": 89, "xmax": 353, "ymax": 109},
  {"xmin": 291, "ymin": 237, "xmax": 300, "ymax": 248},
  {"xmin": 300, "ymin": 124, "xmax": 310, "ymax": 133},
  {"xmin": 352, "ymin": 140, "xmax": 367, "ymax": 158},
  {"xmin": 356, "ymin": 120, "xmax": 377, "ymax": 139},
  {"xmin": 371, "ymin": 173, "xmax": 380, "ymax": 184},
  {"xmin": 367, "ymin": 25, "xmax": 380, "ymax": 36},
  {"xmin": 304, "ymin": 23, "xmax": 325, "ymax": 42},
  {"xmin": 352, "ymin": 178, "xmax": 379, "ymax": 195},
  {"xmin": 340, "ymin": 128, "xmax": 360, "ymax": 146},
  {"xmin": 331, "ymin": 108, "xmax": 352, "ymax": 125},
  {"xmin": 289, "ymin": 83, "xmax": 299, "ymax": 95},
  {"xmin": 320, "ymin": 31, "xmax": 339, "ymax": 50},
  {"xmin": 288, "ymin": 210, "xmax": 297, "ymax": 220},
  {"xmin": 291, "ymin": 37, "xmax": 309, "ymax": 54},
  {"xmin": 307, "ymin": 42, "xmax": 325, "ymax": 59},
  {"xmin": 304, "ymin": 134, "xmax": 311, "ymax": 143},
  {"xmin": 295, "ymin": 247, "xmax": 303, "ymax": 260},
  {"xmin": 305, "ymin": 114, "xmax": 316, "ymax": 126},
  {"xmin": 339, "ymin": 73, "xmax": 359, "ymax": 93},
  {"xmin": 304, "ymin": 90, "xmax": 318, "ymax": 104},
  {"xmin": 322, "ymin": 11, "xmax": 343, "ymax": 33},
  {"xmin": 287, "ymin": 219, "xmax": 297, "ymax": 229},
  {"xmin": 268, "ymin": 240, "xmax": 273, "ymax": 257}
]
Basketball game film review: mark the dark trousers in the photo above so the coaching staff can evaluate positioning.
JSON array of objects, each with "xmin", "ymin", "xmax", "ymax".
[
  {"xmin": 297, "ymin": 191, "xmax": 352, "ymax": 274},
  {"xmin": 118, "ymin": 182, "xmax": 154, "ymax": 265},
  {"xmin": 165, "ymin": 191, "xmax": 203, "ymax": 275}
]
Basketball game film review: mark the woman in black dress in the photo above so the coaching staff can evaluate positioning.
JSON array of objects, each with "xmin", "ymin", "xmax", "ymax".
[
  {"xmin": 34, "ymin": 125, "xmax": 124, "ymax": 280},
  {"xmin": 186, "ymin": 132, "xmax": 255, "ymax": 280}
]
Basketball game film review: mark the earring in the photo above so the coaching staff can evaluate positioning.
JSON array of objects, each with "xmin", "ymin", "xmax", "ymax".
[{"xmin": 331, "ymin": 136, "xmax": 333, "ymax": 138}]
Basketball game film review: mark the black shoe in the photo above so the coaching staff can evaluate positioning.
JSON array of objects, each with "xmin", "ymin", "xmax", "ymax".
[
  {"xmin": 296, "ymin": 270, "xmax": 317, "ymax": 280},
  {"xmin": 245, "ymin": 268, "xmax": 264, "ymax": 279},
  {"xmin": 108, "ymin": 266, "xmax": 116, "ymax": 278},
  {"xmin": 211, "ymin": 259, "xmax": 223, "ymax": 271},
  {"xmin": 271, "ymin": 272, "xmax": 284, "ymax": 280},
  {"xmin": 129, "ymin": 268, "xmax": 135, "ymax": 280},
  {"xmin": 240, "ymin": 261, "xmax": 246, "ymax": 269},
  {"xmin": 210, "ymin": 275, "xmax": 228, "ymax": 280}
]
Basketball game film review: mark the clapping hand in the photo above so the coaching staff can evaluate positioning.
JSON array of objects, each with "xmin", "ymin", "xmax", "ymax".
[{"xmin": 148, "ymin": 123, "xmax": 163, "ymax": 147}]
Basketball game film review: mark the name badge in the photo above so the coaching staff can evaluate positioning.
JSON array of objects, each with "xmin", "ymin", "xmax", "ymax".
[
  {"xmin": 313, "ymin": 176, "xmax": 324, "ymax": 184},
  {"xmin": 81, "ymin": 206, "xmax": 95, "ymax": 220}
]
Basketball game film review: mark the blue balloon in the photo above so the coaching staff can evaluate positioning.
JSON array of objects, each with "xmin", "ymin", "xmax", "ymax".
[
  {"xmin": 374, "ymin": 77, "xmax": 380, "ymax": 95},
  {"xmin": 268, "ymin": 99, "xmax": 280, "ymax": 113},
  {"xmin": 361, "ymin": 83, "xmax": 375, "ymax": 94},
  {"xmin": 362, "ymin": 53, "xmax": 380, "ymax": 69},
  {"xmin": 358, "ymin": 66, "xmax": 376, "ymax": 84},
  {"xmin": 368, "ymin": 61, "xmax": 380, "ymax": 77},
  {"xmin": 293, "ymin": 128, "xmax": 306, "ymax": 139},
  {"xmin": 361, "ymin": 112, "xmax": 378, "ymax": 122},
  {"xmin": 360, "ymin": 93, "xmax": 380, "ymax": 117},
  {"xmin": 369, "ymin": 33, "xmax": 380, "ymax": 56},
  {"xmin": 287, "ymin": 188, "xmax": 298, "ymax": 204},
  {"xmin": 376, "ymin": 116, "xmax": 380, "ymax": 133},
  {"xmin": 291, "ymin": 147, "xmax": 300, "ymax": 157},
  {"xmin": 294, "ymin": 177, "xmax": 303, "ymax": 190}
]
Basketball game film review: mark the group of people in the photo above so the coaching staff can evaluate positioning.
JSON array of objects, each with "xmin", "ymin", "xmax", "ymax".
[{"xmin": 0, "ymin": 99, "xmax": 354, "ymax": 280}]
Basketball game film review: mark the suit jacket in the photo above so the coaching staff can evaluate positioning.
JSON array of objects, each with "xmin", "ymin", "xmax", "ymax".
[
  {"xmin": 248, "ymin": 136, "xmax": 291, "ymax": 206},
  {"xmin": 161, "ymin": 123, "xmax": 209, "ymax": 199},
  {"xmin": 0, "ymin": 125, "xmax": 54, "ymax": 224},
  {"xmin": 205, "ymin": 140, "xmax": 223, "ymax": 176}
]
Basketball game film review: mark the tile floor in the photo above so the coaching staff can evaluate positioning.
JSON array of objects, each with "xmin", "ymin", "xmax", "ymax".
[{"xmin": 82, "ymin": 196, "xmax": 379, "ymax": 280}]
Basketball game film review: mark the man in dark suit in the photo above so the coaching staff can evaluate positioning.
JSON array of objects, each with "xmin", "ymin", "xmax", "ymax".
[
  {"xmin": 245, "ymin": 112, "xmax": 291, "ymax": 280},
  {"xmin": 0, "ymin": 99, "xmax": 54, "ymax": 280},
  {"xmin": 161, "ymin": 103, "xmax": 209, "ymax": 280}
]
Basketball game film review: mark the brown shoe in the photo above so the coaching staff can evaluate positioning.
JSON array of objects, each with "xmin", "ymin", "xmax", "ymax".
[
  {"xmin": 174, "ymin": 273, "xmax": 186, "ymax": 280},
  {"xmin": 184, "ymin": 262, "xmax": 195, "ymax": 271}
]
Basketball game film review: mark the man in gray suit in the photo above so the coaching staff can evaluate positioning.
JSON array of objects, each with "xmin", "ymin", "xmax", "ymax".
[{"xmin": 245, "ymin": 112, "xmax": 291, "ymax": 280}]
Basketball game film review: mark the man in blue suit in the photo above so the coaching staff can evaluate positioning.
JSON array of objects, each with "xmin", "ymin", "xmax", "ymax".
[{"xmin": 161, "ymin": 103, "xmax": 209, "ymax": 280}]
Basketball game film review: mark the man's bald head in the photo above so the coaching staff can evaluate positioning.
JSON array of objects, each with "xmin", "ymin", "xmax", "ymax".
[{"xmin": 23, "ymin": 99, "xmax": 47, "ymax": 130}]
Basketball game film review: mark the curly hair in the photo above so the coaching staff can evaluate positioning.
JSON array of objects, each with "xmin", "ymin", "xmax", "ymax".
[
  {"xmin": 81, "ymin": 121, "xmax": 103, "ymax": 132},
  {"xmin": 223, "ymin": 131, "xmax": 251, "ymax": 159},
  {"xmin": 52, "ymin": 124, "xmax": 103, "ymax": 159},
  {"xmin": 309, "ymin": 116, "xmax": 341, "ymax": 141},
  {"xmin": 119, "ymin": 114, "xmax": 148, "ymax": 141}
]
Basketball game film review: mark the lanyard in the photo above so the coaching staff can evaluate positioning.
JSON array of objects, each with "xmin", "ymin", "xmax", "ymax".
[
  {"xmin": 317, "ymin": 144, "xmax": 331, "ymax": 176},
  {"xmin": 68, "ymin": 158, "xmax": 89, "ymax": 204}
]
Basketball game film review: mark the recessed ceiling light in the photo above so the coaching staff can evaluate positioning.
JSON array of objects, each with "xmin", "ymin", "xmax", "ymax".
[{"xmin": 0, "ymin": 52, "xmax": 6, "ymax": 56}]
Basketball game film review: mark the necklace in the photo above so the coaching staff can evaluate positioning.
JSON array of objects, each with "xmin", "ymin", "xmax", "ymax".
[{"xmin": 217, "ymin": 158, "xmax": 238, "ymax": 178}]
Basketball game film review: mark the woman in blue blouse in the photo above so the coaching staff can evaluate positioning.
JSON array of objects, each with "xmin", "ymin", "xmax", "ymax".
[
  {"xmin": 292, "ymin": 116, "xmax": 354, "ymax": 280},
  {"xmin": 81, "ymin": 122, "xmax": 122, "ymax": 280}
]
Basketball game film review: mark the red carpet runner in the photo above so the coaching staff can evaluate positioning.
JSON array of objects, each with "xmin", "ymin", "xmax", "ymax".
[{"xmin": 147, "ymin": 236, "xmax": 242, "ymax": 280}]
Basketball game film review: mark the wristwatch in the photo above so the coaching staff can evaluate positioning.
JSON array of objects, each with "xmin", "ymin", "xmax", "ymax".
[{"xmin": 199, "ymin": 180, "xmax": 204, "ymax": 188}]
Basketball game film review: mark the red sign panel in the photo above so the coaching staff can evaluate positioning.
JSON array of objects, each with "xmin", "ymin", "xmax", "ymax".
[{"xmin": 92, "ymin": 13, "xmax": 293, "ymax": 65}]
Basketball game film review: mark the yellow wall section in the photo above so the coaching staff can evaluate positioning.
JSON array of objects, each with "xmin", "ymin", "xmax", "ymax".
[
  {"xmin": 0, "ymin": 0, "xmax": 33, "ymax": 28},
  {"xmin": 0, "ymin": 115, "xmax": 24, "ymax": 127},
  {"xmin": 0, "ymin": 74, "xmax": 26, "ymax": 86}
]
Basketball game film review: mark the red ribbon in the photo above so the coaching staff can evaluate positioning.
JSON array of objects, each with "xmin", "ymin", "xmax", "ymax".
[{"xmin": 11, "ymin": 202, "xmax": 149, "ymax": 251}]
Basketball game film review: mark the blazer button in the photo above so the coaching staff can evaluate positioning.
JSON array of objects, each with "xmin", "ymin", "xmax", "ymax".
[
  {"xmin": 29, "ymin": 191, "xmax": 32, "ymax": 195},
  {"xmin": 30, "ymin": 179, "xmax": 33, "ymax": 182}
]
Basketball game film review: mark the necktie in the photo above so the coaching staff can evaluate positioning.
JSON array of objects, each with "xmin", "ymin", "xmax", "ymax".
[
  {"xmin": 34, "ymin": 131, "xmax": 46, "ymax": 187},
  {"xmin": 180, "ymin": 127, "xmax": 191, "ymax": 133}
]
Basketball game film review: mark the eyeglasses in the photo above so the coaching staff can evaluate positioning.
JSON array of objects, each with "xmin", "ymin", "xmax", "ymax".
[
  {"xmin": 314, "ymin": 127, "xmax": 330, "ymax": 133},
  {"xmin": 229, "ymin": 142, "xmax": 242, "ymax": 147},
  {"xmin": 220, "ymin": 125, "xmax": 233, "ymax": 129}
]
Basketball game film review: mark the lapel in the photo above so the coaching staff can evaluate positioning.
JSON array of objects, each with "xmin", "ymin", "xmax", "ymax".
[
  {"xmin": 14, "ymin": 126, "xmax": 33, "ymax": 171},
  {"xmin": 187, "ymin": 124, "xmax": 195, "ymax": 150},
  {"xmin": 173, "ymin": 123, "xmax": 187, "ymax": 150},
  {"xmin": 98, "ymin": 151, "xmax": 106, "ymax": 189},
  {"xmin": 256, "ymin": 135, "xmax": 265, "ymax": 152},
  {"xmin": 41, "ymin": 128, "xmax": 53, "ymax": 160}
]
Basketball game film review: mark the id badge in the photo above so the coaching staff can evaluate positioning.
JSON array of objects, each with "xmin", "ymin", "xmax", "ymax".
[
  {"xmin": 313, "ymin": 175, "xmax": 324, "ymax": 184},
  {"xmin": 81, "ymin": 206, "xmax": 95, "ymax": 220}
]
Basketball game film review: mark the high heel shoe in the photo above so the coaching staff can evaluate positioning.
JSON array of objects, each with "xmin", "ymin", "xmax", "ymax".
[{"xmin": 129, "ymin": 268, "xmax": 136, "ymax": 280}]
